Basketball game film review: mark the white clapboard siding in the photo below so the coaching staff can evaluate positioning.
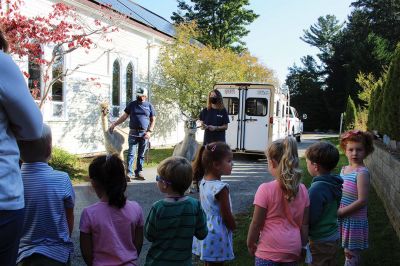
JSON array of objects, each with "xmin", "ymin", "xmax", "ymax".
[{"xmin": 13, "ymin": 0, "xmax": 190, "ymax": 154}]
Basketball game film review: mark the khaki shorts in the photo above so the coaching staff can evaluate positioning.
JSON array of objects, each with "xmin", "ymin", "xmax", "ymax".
[{"xmin": 309, "ymin": 239, "xmax": 339, "ymax": 266}]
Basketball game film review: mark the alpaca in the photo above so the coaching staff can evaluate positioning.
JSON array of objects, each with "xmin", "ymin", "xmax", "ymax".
[
  {"xmin": 173, "ymin": 120, "xmax": 200, "ymax": 162},
  {"xmin": 173, "ymin": 120, "xmax": 201, "ymax": 193},
  {"xmin": 100, "ymin": 102, "xmax": 129, "ymax": 160}
]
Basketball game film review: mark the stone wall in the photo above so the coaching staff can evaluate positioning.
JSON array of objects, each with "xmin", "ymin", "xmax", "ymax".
[{"xmin": 365, "ymin": 140, "xmax": 400, "ymax": 239}]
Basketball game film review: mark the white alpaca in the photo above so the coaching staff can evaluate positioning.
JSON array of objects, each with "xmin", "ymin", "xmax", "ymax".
[
  {"xmin": 100, "ymin": 102, "xmax": 129, "ymax": 159},
  {"xmin": 173, "ymin": 121, "xmax": 200, "ymax": 162}
]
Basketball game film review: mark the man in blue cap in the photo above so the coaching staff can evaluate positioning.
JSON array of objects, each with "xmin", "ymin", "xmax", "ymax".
[{"xmin": 109, "ymin": 87, "xmax": 156, "ymax": 180}]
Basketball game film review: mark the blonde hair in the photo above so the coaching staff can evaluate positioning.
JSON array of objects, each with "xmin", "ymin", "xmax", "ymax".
[
  {"xmin": 266, "ymin": 137, "xmax": 301, "ymax": 201},
  {"xmin": 157, "ymin": 156, "xmax": 193, "ymax": 195}
]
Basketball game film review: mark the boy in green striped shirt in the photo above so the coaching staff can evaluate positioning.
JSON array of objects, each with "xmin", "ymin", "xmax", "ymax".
[{"xmin": 145, "ymin": 156, "xmax": 208, "ymax": 266}]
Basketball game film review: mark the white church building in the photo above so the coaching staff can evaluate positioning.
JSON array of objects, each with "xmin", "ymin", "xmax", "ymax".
[{"xmin": 16, "ymin": 0, "xmax": 189, "ymax": 155}]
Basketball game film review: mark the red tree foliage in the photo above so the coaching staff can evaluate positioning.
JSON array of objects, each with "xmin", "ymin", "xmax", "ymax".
[{"xmin": 0, "ymin": 0, "xmax": 120, "ymax": 107}]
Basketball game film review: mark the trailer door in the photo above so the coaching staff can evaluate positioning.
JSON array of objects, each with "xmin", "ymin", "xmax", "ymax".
[
  {"xmin": 220, "ymin": 88, "xmax": 241, "ymax": 150},
  {"xmin": 243, "ymin": 88, "xmax": 270, "ymax": 152}
]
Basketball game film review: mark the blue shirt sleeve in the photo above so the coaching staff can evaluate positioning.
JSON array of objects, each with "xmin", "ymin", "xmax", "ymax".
[
  {"xmin": 0, "ymin": 52, "xmax": 43, "ymax": 140},
  {"xmin": 63, "ymin": 172, "xmax": 75, "ymax": 209},
  {"xmin": 308, "ymin": 183, "xmax": 326, "ymax": 227},
  {"xmin": 222, "ymin": 108, "xmax": 230, "ymax": 124},
  {"xmin": 124, "ymin": 101, "xmax": 132, "ymax": 114},
  {"xmin": 149, "ymin": 103, "xmax": 156, "ymax": 117},
  {"xmin": 199, "ymin": 108, "xmax": 206, "ymax": 121}
]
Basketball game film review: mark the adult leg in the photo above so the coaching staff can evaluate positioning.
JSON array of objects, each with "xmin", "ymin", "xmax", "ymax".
[
  {"xmin": 0, "ymin": 209, "xmax": 24, "ymax": 266},
  {"xmin": 134, "ymin": 137, "xmax": 148, "ymax": 177},
  {"xmin": 127, "ymin": 135, "xmax": 138, "ymax": 177}
]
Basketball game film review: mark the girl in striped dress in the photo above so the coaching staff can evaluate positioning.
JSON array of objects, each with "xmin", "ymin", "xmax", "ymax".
[{"xmin": 338, "ymin": 130, "xmax": 374, "ymax": 266}]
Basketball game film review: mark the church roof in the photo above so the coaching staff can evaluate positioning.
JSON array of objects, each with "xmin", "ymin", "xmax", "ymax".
[{"xmin": 91, "ymin": 0, "xmax": 175, "ymax": 37}]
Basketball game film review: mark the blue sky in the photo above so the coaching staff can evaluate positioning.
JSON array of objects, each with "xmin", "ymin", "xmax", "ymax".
[{"xmin": 134, "ymin": 0, "xmax": 354, "ymax": 84}]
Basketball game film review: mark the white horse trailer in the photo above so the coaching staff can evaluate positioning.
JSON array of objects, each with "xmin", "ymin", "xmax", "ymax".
[{"xmin": 215, "ymin": 83, "xmax": 288, "ymax": 154}]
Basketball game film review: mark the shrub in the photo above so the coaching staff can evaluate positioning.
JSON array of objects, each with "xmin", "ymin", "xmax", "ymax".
[
  {"xmin": 367, "ymin": 77, "xmax": 384, "ymax": 132},
  {"xmin": 381, "ymin": 43, "xmax": 400, "ymax": 140},
  {"xmin": 344, "ymin": 96, "xmax": 357, "ymax": 130},
  {"xmin": 49, "ymin": 147, "xmax": 78, "ymax": 173},
  {"xmin": 355, "ymin": 107, "xmax": 368, "ymax": 131}
]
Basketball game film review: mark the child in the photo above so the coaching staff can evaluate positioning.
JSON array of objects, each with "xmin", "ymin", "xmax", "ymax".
[
  {"xmin": 247, "ymin": 137, "xmax": 309, "ymax": 266},
  {"xmin": 192, "ymin": 142, "xmax": 236, "ymax": 265},
  {"xmin": 305, "ymin": 141, "xmax": 343, "ymax": 266},
  {"xmin": 145, "ymin": 156, "xmax": 208, "ymax": 265},
  {"xmin": 16, "ymin": 124, "xmax": 74, "ymax": 265},
  {"xmin": 80, "ymin": 154, "xmax": 144, "ymax": 266},
  {"xmin": 338, "ymin": 130, "xmax": 374, "ymax": 266}
]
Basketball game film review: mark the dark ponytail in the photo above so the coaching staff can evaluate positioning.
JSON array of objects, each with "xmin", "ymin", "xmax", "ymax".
[
  {"xmin": 192, "ymin": 145, "xmax": 206, "ymax": 183},
  {"xmin": 89, "ymin": 154, "xmax": 127, "ymax": 208},
  {"xmin": 192, "ymin": 142, "xmax": 231, "ymax": 181}
]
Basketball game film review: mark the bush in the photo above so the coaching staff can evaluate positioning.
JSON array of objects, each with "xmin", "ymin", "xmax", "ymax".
[
  {"xmin": 355, "ymin": 107, "xmax": 368, "ymax": 131},
  {"xmin": 344, "ymin": 96, "xmax": 357, "ymax": 130},
  {"xmin": 381, "ymin": 43, "xmax": 400, "ymax": 140},
  {"xmin": 49, "ymin": 147, "xmax": 79, "ymax": 173},
  {"xmin": 367, "ymin": 78, "xmax": 384, "ymax": 132}
]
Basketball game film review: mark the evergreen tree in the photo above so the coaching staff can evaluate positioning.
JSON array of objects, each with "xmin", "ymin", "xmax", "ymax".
[
  {"xmin": 171, "ymin": 0, "xmax": 258, "ymax": 52},
  {"xmin": 286, "ymin": 56, "xmax": 332, "ymax": 131},
  {"xmin": 301, "ymin": 15, "xmax": 344, "ymax": 63},
  {"xmin": 344, "ymin": 96, "xmax": 357, "ymax": 130},
  {"xmin": 381, "ymin": 44, "xmax": 400, "ymax": 139},
  {"xmin": 367, "ymin": 80, "xmax": 383, "ymax": 132}
]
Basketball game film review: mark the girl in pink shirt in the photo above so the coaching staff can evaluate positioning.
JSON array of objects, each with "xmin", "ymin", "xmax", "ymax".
[
  {"xmin": 247, "ymin": 137, "xmax": 309, "ymax": 266},
  {"xmin": 80, "ymin": 154, "xmax": 144, "ymax": 266}
]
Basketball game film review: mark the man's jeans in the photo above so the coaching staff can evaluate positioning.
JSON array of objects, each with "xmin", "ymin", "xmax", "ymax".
[{"xmin": 127, "ymin": 135, "xmax": 148, "ymax": 176}]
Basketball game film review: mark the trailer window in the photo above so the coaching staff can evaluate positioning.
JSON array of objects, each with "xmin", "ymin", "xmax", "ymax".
[
  {"xmin": 245, "ymin": 98, "xmax": 268, "ymax": 116},
  {"xmin": 223, "ymin": 97, "xmax": 239, "ymax": 115}
]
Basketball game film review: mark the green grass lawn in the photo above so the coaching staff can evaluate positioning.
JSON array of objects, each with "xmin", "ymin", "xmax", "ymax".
[
  {"xmin": 62, "ymin": 147, "xmax": 174, "ymax": 184},
  {"xmin": 230, "ymin": 137, "xmax": 400, "ymax": 266}
]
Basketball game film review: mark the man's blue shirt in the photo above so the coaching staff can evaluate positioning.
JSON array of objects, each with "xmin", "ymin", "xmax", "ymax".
[{"xmin": 124, "ymin": 100, "xmax": 156, "ymax": 131}]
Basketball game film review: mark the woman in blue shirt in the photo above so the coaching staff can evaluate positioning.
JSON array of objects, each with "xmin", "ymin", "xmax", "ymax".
[{"xmin": 199, "ymin": 89, "xmax": 229, "ymax": 145}]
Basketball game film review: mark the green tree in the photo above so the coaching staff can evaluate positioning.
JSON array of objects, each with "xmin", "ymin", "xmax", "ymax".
[
  {"xmin": 381, "ymin": 44, "xmax": 400, "ymax": 139},
  {"xmin": 153, "ymin": 23, "xmax": 276, "ymax": 120},
  {"xmin": 344, "ymin": 96, "xmax": 357, "ymax": 130},
  {"xmin": 286, "ymin": 56, "xmax": 332, "ymax": 131},
  {"xmin": 171, "ymin": 0, "xmax": 258, "ymax": 52},
  {"xmin": 301, "ymin": 15, "xmax": 344, "ymax": 63},
  {"xmin": 367, "ymin": 78, "xmax": 384, "ymax": 132},
  {"xmin": 355, "ymin": 72, "xmax": 378, "ymax": 130}
]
